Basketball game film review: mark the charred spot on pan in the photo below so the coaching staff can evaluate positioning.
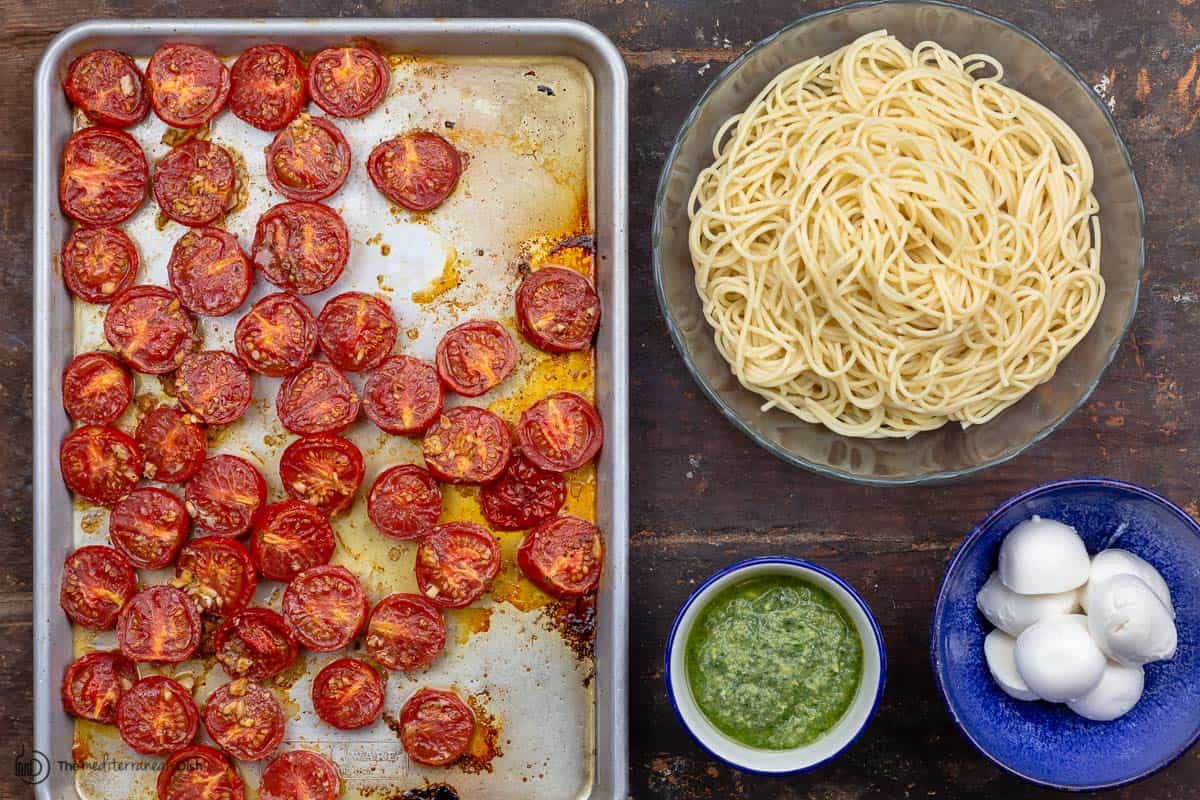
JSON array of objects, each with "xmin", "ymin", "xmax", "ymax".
[
  {"xmin": 455, "ymin": 692, "xmax": 503, "ymax": 774},
  {"xmin": 444, "ymin": 120, "xmax": 455, "ymax": 129},
  {"xmin": 541, "ymin": 594, "xmax": 597, "ymax": 664},
  {"xmin": 549, "ymin": 232, "xmax": 595, "ymax": 255},
  {"xmin": 394, "ymin": 785, "xmax": 460, "ymax": 800},
  {"xmin": 537, "ymin": 84, "xmax": 555, "ymax": 96}
]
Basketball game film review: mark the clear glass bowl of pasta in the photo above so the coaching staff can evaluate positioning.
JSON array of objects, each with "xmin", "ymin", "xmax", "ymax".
[{"xmin": 651, "ymin": 0, "xmax": 1143, "ymax": 485}]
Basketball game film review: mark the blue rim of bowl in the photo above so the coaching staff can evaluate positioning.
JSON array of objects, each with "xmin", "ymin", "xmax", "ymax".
[
  {"xmin": 664, "ymin": 556, "xmax": 887, "ymax": 775},
  {"xmin": 649, "ymin": 0, "xmax": 1146, "ymax": 487},
  {"xmin": 929, "ymin": 477, "xmax": 1200, "ymax": 791}
]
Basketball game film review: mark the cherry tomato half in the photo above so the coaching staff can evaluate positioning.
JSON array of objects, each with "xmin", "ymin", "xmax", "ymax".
[
  {"xmin": 282, "ymin": 565, "xmax": 367, "ymax": 652},
  {"xmin": 518, "ymin": 515, "xmax": 604, "ymax": 598},
  {"xmin": 175, "ymin": 350, "xmax": 253, "ymax": 426},
  {"xmin": 153, "ymin": 140, "xmax": 237, "ymax": 228},
  {"xmin": 399, "ymin": 687, "xmax": 474, "ymax": 766},
  {"xmin": 251, "ymin": 201, "xmax": 349, "ymax": 296},
  {"xmin": 367, "ymin": 132, "xmax": 462, "ymax": 212},
  {"xmin": 214, "ymin": 608, "xmax": 297, "ymax": 680},
  {"xmin": 250, "ymin": 500, "xmax": 335, "ymax": 582},
  {"xmin": 60, "ymin": 545, "xmax": 136, "ymax": 630},
  {"xmin": 362, "ymin": 354, "xmax": 443, "ymax": 436},
  {"xmin": 104, "ymin": 284, "xmax": 196, "ymax": 374},
  {"xmin": 228, "ymin": 44, "xmax": 306, "ymax": 131},
  {"xmin": 278, "ymin": 434, "xmax": 364, "ymax": 516},
  {"xmin": 61, "ymin": 227, "xmax": 139, "ymax": 304},
  {"xmin": 62, "ymin": 351, "xmax": 132, "ymax": 425},
  {"xmin": 306, "ymin": 46, "xmax": 388, "ymax": 118},
  {"xmin": 421, "ymin": 406, "xmax": 512, "ymax": 484},
  {"xmin": 146, "ymin": 43, "xmax": 230, "ymax": 129},
  {"xmin": 157, "ymin": 745, "xmax": 245, "ymax": 800},
  {"xmin": 366, "ymin": 464, "xmax": 441, "ymax": 541},
  {"xmin": 117, "ymin": 675, "xmax": 199, "ymax": 755},
  {"xmin": 516, "ymin": 392, "xmax": 603, "ymax": 473},
  {"xmin": 316, "ymin": 292, "xmax": 397, "ymax": 373},
  {"xmin": 185, "ymin": 454, "xmax": 267, "ymax": 537},
  {"xmin": 109, "ymin": 487, "xmax": 190, "ymax": 569},
  {"xmin": 64, "ymin": 49, "xmax": 149, "ymax": 128},
  {"xmin": 175, "ymin": 537, "xmax": 257, "ymax": 616},
  {"xmin": 203, "ymin": 678, "xmax": 285, "ymax": 762},
  {"xmin": 515, "ymin": 265, "xmax": 601, "ymax": 353},
  {"xmin": 60, "ymin": 424, "xmax": 142, "ymax": 507},
  {"xmin": 117, "ymin": 585, "xmax": 202, "ymax": 663},
  {"xmin": 480, "ymin": 454, "xmax": 566, "ymax": 531},
  {"xmin": 167, "ymin": 227, "xmax": 252, "ymax": 317},
  {"xmin": 135, "ymin": 406, "xmax": 206, "ymax": 483},
  {"xmin": 234, "ymin": 292, "xmax": 317, "ymax": 377},
  {"xmin": 276, "ymin": 361, "xmax": 360, "ymax": 435},
  {"xmin": 414, "ymin": 522, "xmax": 501, "ymax": 609},
  {"xmin": 61, "ymin": 650, "xmax": 137, "ymax": 723},
  {"xmin": 311, "ymin": 658, "xmax": 384, "ymax": 730},
  {"xmin": 60, "ymin": 127, "xmax": 147, "ymax": 227},
  {"xmin": 260, "ymin": 750, "xmax": 340, "ymax": 800},
  {"xmin": 435, "ymin": 320, "xmax": 517, "ymax": 398},
  {"xmin": 266, "ymin": 115, "xmax": 350, "ymax": 201},
  {"xmin": 364, "ymin": 592, "xmax": 446, "ymax": 671}
]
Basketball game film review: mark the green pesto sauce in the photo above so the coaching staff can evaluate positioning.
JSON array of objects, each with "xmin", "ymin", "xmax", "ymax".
[{"xmin": 685, "ymin": 574, "xmax": 863, "ymax": 750}]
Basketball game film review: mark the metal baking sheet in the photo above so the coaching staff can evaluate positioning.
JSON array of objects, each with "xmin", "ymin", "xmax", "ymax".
[{"xmin": 34, "ymin": 19, "xmax": 627, "ymax": 800}]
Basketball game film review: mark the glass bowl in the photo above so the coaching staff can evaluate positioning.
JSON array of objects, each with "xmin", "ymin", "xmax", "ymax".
[{"xmin": 651, "ymin": 0, "xmax": 1143, "ymax": 485}]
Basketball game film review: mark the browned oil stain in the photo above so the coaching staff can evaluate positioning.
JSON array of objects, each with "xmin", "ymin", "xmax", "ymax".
[
  {"xmin": 271, "ymin": 650, "xmax": 308, "ymax": 692},
  {"xmin": 72, "ymin": 734, "xmax": 92, "ymax": 767},
  {"xmin": 454, "ymin": 691, "xmax": 503, "ymax": 774},
  {"xmin": 489, "ymin": 560, "xmax": 554, "ymax": 613},
  {"xmin": 411, "ymin": 250, "xmax": 461, "ymax": 304},
  {"xmin": 389, "ymin": 785, "xmax": 460, "ymax": 800},
  {"xmin": 540, "ymin": 594, "xmax": 597, "ymax": 664},
  {"xmin": 448, "ymin": 605, "xmax": 492, "ymax": 645},
  {"xmin": 79, "ymin": 509, "xmax": 104, "ymax": 535}
]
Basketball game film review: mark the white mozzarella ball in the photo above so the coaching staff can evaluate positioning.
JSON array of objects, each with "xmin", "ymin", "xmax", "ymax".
[
  {"xmin": 1087, "ymin": 574, "xmax": 1178, "ymax": 666},
  {"xmin": 998, "ymin": 516, "xmax": 1091, "ymax": 595},
  {"xmin": 1082, "ymin": 549, "xmax": 1174, "ymax": 618},
  {"xmin": 983, "ymin": 629, "xmax": 1039, "ymax": 701},
  {"xmin": 1067, "ymin": 661, "xmax": 1145, "ymax": 721},
  {"xmin": 1014, "ymin": 614, "xmax": 1106, "ymax": 702},
  {"xmin": 976, "ymin": 571, "xmax": 1080, "ymax": 636}
]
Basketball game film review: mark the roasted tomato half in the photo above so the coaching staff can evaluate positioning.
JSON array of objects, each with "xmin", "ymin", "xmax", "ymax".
[
  {"xmin": 135, "ymin": 406, "xmax": 206, "ymax": 484},
  {"xmin": 311, "ymin": 658, "xmax": 384, "ymax": 730},
  {"xmin": 398, "ymin": 687, "xmax": 475, "ymax": 766},
  {"xmin": 234, "ymin": 292, "xmax": 318, "ymax": 377},
  {"xmin": 61, "ymin": 545, "xmax": 136, "ymax": 630},
  {"xmin": 364, "ymin": 592, "xmax": 446, "ymax": 671},
  {"xmin": 516, "ymin": 392, "xmax": 603, "ymax": 473},
  {"xmin": 266, "ymin": 115, "xmax": 350, "ymax": 201},
  {"xmin": 278, "ymin": 434, "xmax": 364, "ymax": 516},
  {"xmin": 184, "ymin": 455, "xmax": 267, "ymax": 537},
  {"xmin": 60, "ymin": 127, "xmax": 147, "ymax": 227},
  {"xmin": 60, "ymin": 425, "xmax": 142, "ymax": 506},
  {"xmin": 175, "ymin": 350, "xmax": 253, "ymax": 426},
  {"xmin": 108, "ymin": 487, "xmax": 190, "ymax": 569},
  {"xmin": 435, "ymin": 320, "xmax": 517, "ymax": 397},
  {"xmin": 306, "ymin": 46, "xmax": 388, "ymax": 118},
  {"xmin": 167, "ymin": 227, "xmax": 252, "ymax": 317},
  {"xmin": 367, "ymin": 131, "xmax": 462, "ymax": 212},
  {"xmin": 421, "ymin": 406, "xmax": 512, "ymax": 484},
  {"xmin": 250, "ymin": 500, "xmax": 335, "ymax": 582},
  {"xmin": 366, "ymin": 464, "xmax": 442, "ymax": 541},
  {"xmin": 62, "ymin": 351, "xmax": 132, "ymax": 425},
  {"xmin": 259, "ymin": 750, "xmax": 340, "ymax": 800},
  {"xmin": 61, "ymin": 227, "xmax": 139, "ymax": 304},
  {"xmin": 117, "ymin": 675, "xmax": 199, "ymax": 755},
  {"xmin": 117, "ymin": 585, "xmax": 203, "ymax": 663},
  {"xmin": 362, "ymin": 355, "xmax": 443, "ymax": 436},
  {"xmin": 414, "ymin": 522, "xmax": 501, "ymax": 609},
  {"xmin": 202, "ymin": 678, "xmax": 285, "ymax": 762},
  {"xmin": 175, "ymin": 537, "xmax": 258, "ymax": 617},
  {"xmin": 146, "ymin": 43, "xmax": 230, "ymax": 128},
  {"xmin": 153, "ymin": 140, "xmax": 237, "ymax": 228},
  {"xmin": 104, "ymin": 284, "xmax": 196, "ymax": 374},
  {"xmin": 228, "ymin": 44, "xmax": 306, "ymax": 131},
  {"xmin": 213, "ymin": 608, "xmax": 298, "ymax": 680},
  {"xmin": 64, "ymin": 49, "xmax": 149, "ymax": 127},
  {"xmin": 515, "ymin": 265, "xmax": 601, "ymax": 353},
  {"xmin": 251, "ymin": 201, "xmax": 349, "ymax": 296},
  {"xmin": 61, "ymin": 650, "xmax": 137, "ymax": 723},
  {"xmin": 282, "ymin": 565, "xmax": 367, "ymax": 652},
  {"xmin": 157, "ymin": 745, "xmax": 245, "ymax": 800},
  {"xmin": 276, "ymin": 361, "xmax": 360, "ymax": 435}
]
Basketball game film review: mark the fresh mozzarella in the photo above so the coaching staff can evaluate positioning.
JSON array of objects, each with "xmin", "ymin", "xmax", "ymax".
[
  {"xmin": 1014, "ymin": 614, "xmax": 1106, "ymax": 702},
  {"xmin": 1081, "ymin": 549, "xmax": 1174, "ymax": 618},
  {"xmin": 1087, "ymin": 574, "xmax": 1177, "ymax": 666},
  {"xmin": 998, "ymin": 516, "xmax": 1091, "ymax": 595},
  {"xmin": 983, "ymin": 629, "xmax": 1039, "ymax": 701},
  {"xmin": 1067, "ymin": 661, "xmax": 1145, "ymax": 721},
  {"xmin": 976, "ymin": 571, "xmax": 1079, "ymax": 636}
]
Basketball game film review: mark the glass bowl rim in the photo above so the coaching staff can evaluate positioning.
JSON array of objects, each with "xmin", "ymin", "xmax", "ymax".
[{"xmin": 649, "ymin": 0, "xmax": 1146, "ymax": 486}]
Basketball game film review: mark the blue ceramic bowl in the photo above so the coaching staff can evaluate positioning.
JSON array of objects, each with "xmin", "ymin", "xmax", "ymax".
[{"xmin": 932, "ymin": 478, "xmax": 1200, "ymax": 790}]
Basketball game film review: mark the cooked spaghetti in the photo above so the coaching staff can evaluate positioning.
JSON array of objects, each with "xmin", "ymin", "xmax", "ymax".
[{"xmin": 688, "ymin": 30, "xmax": 1104, "ymax": 438}]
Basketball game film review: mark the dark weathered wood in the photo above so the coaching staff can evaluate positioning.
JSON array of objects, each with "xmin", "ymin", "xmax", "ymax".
[{"xmin": 2, "ymin": 1, "xmax": 1199, "ymax": 798}]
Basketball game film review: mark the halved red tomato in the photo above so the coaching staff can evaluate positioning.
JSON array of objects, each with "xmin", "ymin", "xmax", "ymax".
[
  {"xmin": 266, "ymin": 115, "xmax": 350, "ymax": 201},
  {"xmin": 435, "ymin": 320, "xmax": 517, "ymax": 397},
  {"xmin": 276, "ymin": 361, "xmax": 360, "ymax": 435},
  {"xmin": 229, "ymin": 44, "xmax": 306, "ymax": 131},
  {"xmin": 278, "ymin": 434, "xmax": 364, "ymax": 516},
  {"xmin": 109, "ymin": 487, "xmax": 190, "ymax": 569},
  {"xmin": 282, "ymin": 565, "xmax": 367, "ymax": 652},
  {"xmin": 516, "ymin": 392, "xmax": 603, "ymax": 472},
  {"xmin": 117, "ymin": 585, "xmax": 202, "ymax": 663},
  {"xmin": 184, "ymin": 455, "xmax": 267, "ymax": 537},
  {"xmin": 62, "ymin": 351, "xmax": 132, "ymax": 425},
  {"xmin": 135, "ymin": 406, "xmax": 206, "ymax": 483},
  {"xmin": 175, "ymin": 537, "xmax": 257, "ymax": 616},
  {"xmin": 202, "ymin": 678, "xmax": 285, "ymax": 761},
  {"xmin": 251, "ymin": 201, "xmax": 349, "ymax": 296},
  {"xmin": 260, "ymin": 750, "xmax": 340, "ymax": 800},
  {"xmin": 250, "ymin": 500, "xmax": 335, "ymax": 582},
  {"xmin": 366, "ymin": 464, "xmax": 442, "ymax": 541},
  {"xmin": 414, "ymin": 522, "xmax": 501, "ymax": 609},
  {"xmin": 364, "ymin": 592, "xmax": 446, "ymax": 671},
  {"xmin": 399, "ymin": 687, "xmax": 474, "ymax": 766},
  {"xmin": 306, "ymin": 47, "xmax": 388, "ymax": 118},
  {"xmin": 167, "ymin": 227, "xmax": 252, "ymax": 317},
  {"xmin": 61, "ymin": 227, "xmax": 139, "ymax": 304},
  {"xmin": 153, "ymin": 140, "xmax": 237, "ymax": 228},
  {"xmin": 146, "ymin": 43, "xmax": 230, "ymax": 128},
  {"xmin": 515, "ymin": 265, "xmax": 601, "ymax": 353},
  {"xmin": 310, "ymin": 658, "xmax": 384, "ymax": 730},
  {"xmin": 362, "ymin": 355, "xmax": 443, "ymax": 436},
  {"xmin": 60, "ymin": 545, "xmax": 136, "ymax": 630},
  {"xmin": 367, "ymin": 132, "xmax": 462, "ymax": 212},
  {"xmin": 60, "ymin": 425, "xmax": 142, "ymax": 507},
  {"xmin": 157, "ymin": 745, "xmax": 244, "ymax": 800},
  {"xmin": 421, "ymin": 406, "xmax": 511, "ymax": 484},
  {"xmin": 317, "ymin": 292, "xmax": 397, "ymax": 373},
  {"xmin": 60, "ymin": 127, "xmax": 147, "ymax": 227},
  {"xmin": 480, "ymin": 454, "xmax": 566, "ymax": 531},
  {"xmin": 61, "ymin": 650, "xmax": 137, "ymax": 723},
  {"xmin": 64, "ymin": 49, "xmax": 149, "ymax": 128},
  {"xmin": 175, "ymin": 351, "xmax": 252, "ymax": 426},
  {"xmin": 117, "ymin": 675, "xmax": 198, "ymax": 755},
  {"xmin": 234, "ymin": 292, "xmax": 317, "ymax": 377},
  {"xmin": 104, "ymin": 285, "xmax": 196, "ymax": 374},
  {"xmin": 213, "ymin": 608, "xmax": 297, "ymax": 680},
  {"xmin": 517, "ymin": 515, "xmax": 604, "ymax": 597}
]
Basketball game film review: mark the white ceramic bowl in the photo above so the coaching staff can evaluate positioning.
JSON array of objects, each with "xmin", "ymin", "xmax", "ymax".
[{"xmin": 665, "ymin": 557, "xmax": 886, "ymax": 773}]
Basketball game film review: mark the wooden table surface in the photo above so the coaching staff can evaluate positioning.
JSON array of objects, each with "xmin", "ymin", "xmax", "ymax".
[{"xmin": 3, "ymin": 1, "xmax": 1198, "ymax": 797}]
